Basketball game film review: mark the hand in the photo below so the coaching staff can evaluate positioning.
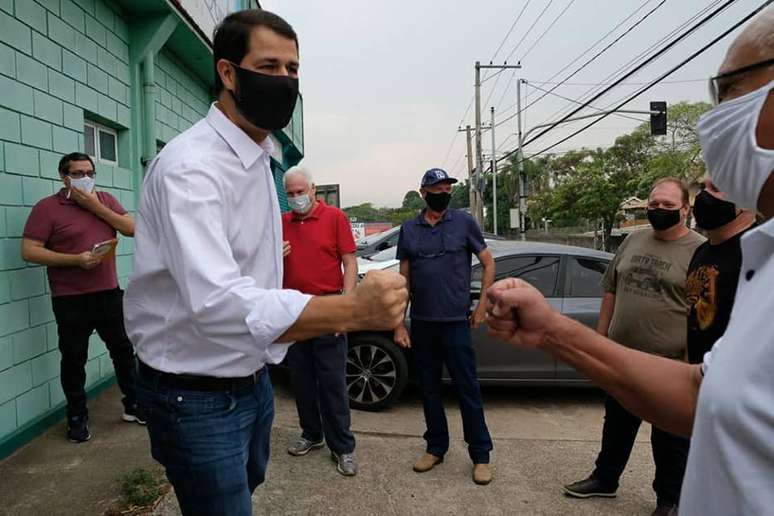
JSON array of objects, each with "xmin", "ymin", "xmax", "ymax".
[
  {"xmin": 76, "ymin": 251, "xmax": 101, "ymax": 270},
  {"xmin": 282, "ymin": 241, "xmax": 291, "ymax": 258},
  {"xmin": 469, "ymin": 304, "xmax": 487, "ymax": 329},
  {"xmin": 69, "ymin": 187, "xmax": 102, "ymax": 213},
  {"xmin": 351, "ymin": 270, "xmax": 408, "ymax": 331},
  {"xmin": 486, "ymin": 278, "xmax": 558, "ymax": 348},
  {"xmin": 394, "ymin": 323, "xmax": 411, "ymax": 349}
]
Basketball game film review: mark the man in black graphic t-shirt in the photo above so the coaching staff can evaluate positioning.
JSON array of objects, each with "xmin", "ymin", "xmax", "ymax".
[{"xmin": 686, "ymin": 179, "xmax": 756, "ymax": 364}]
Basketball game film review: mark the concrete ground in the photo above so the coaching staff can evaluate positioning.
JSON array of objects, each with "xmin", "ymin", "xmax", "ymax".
[{"xmin": 0, "ymin": 371, "xmax": 658, "ymax": 516}]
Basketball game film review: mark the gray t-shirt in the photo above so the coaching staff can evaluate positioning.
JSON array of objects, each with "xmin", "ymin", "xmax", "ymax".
[{"xmin": 601, "ymin": 228, "xmax": 705, "ymax": 359}]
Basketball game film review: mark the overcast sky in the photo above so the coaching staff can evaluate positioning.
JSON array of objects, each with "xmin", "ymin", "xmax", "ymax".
[{"xmin": 259, "ymin": 0, "xmax": 760, "ymax": 208}]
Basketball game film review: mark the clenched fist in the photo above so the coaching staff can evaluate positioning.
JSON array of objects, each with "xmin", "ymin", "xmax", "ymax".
[
  {"xmin": 486, "ymin": 278, "xmax": 559, "ymax": 348},
  {"xmin": 351, "ymin": 270, "xmax": 408, "ymax": 331}
]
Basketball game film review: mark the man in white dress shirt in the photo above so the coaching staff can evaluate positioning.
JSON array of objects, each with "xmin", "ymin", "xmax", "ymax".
[
  {"xmin": 124, "ymin": 10, "xmax": 407, "ymax": 516},
  {"xmin": 486, "ymin": 7, "xmax": 774, "ymax": 516}
]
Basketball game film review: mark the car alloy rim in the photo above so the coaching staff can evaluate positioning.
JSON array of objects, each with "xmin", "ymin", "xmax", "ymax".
[{"xmin": 346, "ymin": 344, "xmax": 397, "ymax": 404}]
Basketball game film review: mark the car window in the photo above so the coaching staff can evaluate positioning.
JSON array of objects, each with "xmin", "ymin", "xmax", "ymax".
[
  {"xmin": 370, "ymin": 246, "xmax": 397, "ymax": 262},
  {"xmin": 498, "ymin": 255, "xmax": 560, "ymax": 297},
  {"xmin": 567, "ymin": 258, "xmax": 608, "ymax": 298}
]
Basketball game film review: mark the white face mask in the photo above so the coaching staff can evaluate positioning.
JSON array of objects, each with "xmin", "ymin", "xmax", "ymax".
[
  {"xmin": 68, "ymin": 176, "xmax": 95, "ymax": 195},
  {"xmin": 288, "ymin": 193, "xmax": 312, "ymax": 214},
  {"xmin": 697, "ymin": 80, "xmax": 774, "ymax": 211}
]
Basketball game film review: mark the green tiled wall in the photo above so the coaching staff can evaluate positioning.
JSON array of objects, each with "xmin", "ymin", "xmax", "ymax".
[{"xmin": 154, "ymin": 49, "xmax": 209, "ymax": 145}]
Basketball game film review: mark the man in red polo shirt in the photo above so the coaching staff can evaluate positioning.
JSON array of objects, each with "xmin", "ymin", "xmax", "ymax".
[
  {"xmin": 21, "ymin": 152, "xmax": 140, "ymax": 444},
  {"xmin": 282, "ymin": 165, "xmax": 359, "ymax": 476}
]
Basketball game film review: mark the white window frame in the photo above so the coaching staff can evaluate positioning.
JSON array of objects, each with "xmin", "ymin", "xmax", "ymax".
[{"xmin": 84, "ymin": 120, "xmax": 118, "ymax": 166}]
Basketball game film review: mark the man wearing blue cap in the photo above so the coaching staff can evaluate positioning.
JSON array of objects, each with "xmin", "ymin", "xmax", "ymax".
[{"xmin": 394, "ymin": 168, "xmax": 496, "ymax": 485}]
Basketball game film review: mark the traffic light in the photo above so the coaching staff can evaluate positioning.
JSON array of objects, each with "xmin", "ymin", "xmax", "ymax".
[{"xmin": 650, "ymin": 101, "xmax": 667, "ymax": 136}]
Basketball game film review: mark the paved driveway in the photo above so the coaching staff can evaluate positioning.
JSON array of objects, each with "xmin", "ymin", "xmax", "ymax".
[{"xmin": 155, "ymin": 370, "xmax": 658, "ymax": 515}]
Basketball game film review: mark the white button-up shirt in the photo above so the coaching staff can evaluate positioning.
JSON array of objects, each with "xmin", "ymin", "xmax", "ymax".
[
  {"xmin": 681, "ymin": 218, "xmax": 774, "ymax": 515},
  {"xmin": 124, "ymin": 104, "xmax": 311, "ymax": 377}
]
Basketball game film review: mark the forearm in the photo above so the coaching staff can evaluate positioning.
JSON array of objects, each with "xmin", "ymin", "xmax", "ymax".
[
  {"xmin": 23, "ymin": 246, "xmax": 78, "ymax": 267},
  {"xmin": 596, "ymin": 293, "xmax": 615, "ymax": 335},
  {"xmin": 92, "ymin": 205, "xmax": 134, "ymax": 236},
  {"xmin": 279, "ymin": 293, "xmax": 359, "ymax": 341},
  {"xmin": 478, "ymin": 264, "xmax": 495, "ymax": 312},
  {"xmin": 543, "ymin": 314, "xmax": 702, "ymax": 437},
  {"xmin": 342, "ymin": 257, "xmax": 357, "ymax": 294}
]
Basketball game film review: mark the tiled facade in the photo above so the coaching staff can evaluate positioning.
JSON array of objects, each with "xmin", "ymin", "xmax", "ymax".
[{"xmin": 0, "ymin": 0, "xmax": 303, "ymax": 457}]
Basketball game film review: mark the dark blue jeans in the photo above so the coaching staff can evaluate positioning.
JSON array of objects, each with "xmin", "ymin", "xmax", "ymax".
[
  {"xmin": 411, "ymin": 320, "xmax": 493, "ymax": 464},
  {"xmin": 135, "ymin": 366, "xmax": 274, "ymax": 516},
  {"xmin": 286, "ymin": 334, "xmax": 355, "ymax": 455},
  {"xmin": 593, "ymin": 395, "xmax": 689, "ymax": 505}
]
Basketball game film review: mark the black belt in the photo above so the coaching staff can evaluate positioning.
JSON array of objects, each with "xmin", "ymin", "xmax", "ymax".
[{"xmin": 137, "ymin": 360, "xmax": 264, "ymax": 392}]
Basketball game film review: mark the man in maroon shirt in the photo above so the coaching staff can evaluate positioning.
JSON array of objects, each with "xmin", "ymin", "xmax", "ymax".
[
  {"xmin": 21, "ymin": 152, "xmax": 140, "ymax": 443},
  {"xmin": 282, "ymin": 166, "xmax": 360, "ymax": 476}
]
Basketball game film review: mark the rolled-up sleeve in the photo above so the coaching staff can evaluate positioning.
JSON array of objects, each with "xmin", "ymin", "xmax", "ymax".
[{"xmin": 154, "ymin": 165, "xmax": 311, "ymax": 355}]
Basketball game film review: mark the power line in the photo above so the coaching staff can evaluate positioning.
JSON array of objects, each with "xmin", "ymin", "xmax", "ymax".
[
  {"xmin": 520, "ymin": 0, "xmax": 737, "ymax": 150},
  {"xmin": 539, "ymin": 0, "xmax": 726, "ymax": 127},
  {"xmin": 499, "ymin": 0, "xmax": 771, "ymax": 166},
  {"xmin": 525, "ymin": 81, "xmax": 649, "ymax": 123},
  {"xmin": 521, "ymin": 0, "xmax": 667, "ymax": 114}
]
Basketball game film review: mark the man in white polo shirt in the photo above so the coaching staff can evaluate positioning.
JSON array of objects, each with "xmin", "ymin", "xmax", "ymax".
[{"xmin": 484, "ymin": 7, "xmax": 774, "ymax": 515}]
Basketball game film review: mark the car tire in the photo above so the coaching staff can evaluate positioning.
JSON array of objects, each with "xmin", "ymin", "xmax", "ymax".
[{"xmin": 346, "ymin": 333, "xmax": 408, "ymax": 412}]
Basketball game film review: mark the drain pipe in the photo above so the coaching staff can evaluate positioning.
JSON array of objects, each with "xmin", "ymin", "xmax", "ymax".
[{"xmin": 141, "ymin": 53, "xmax": 156, "ymax": 166}]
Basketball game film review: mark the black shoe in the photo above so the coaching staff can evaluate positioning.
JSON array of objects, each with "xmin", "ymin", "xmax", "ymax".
[
  {"xmin": 652, "ymin": 502, "xmax": 678, "ymax": 516},
  {"xmin": 67, "ymin": 416, "xmax": 91, "ymax": 443},
  {"xmin": 563, "ymin": 475, "xmax": 617, "ymax": 499},
  {"xmin": 122, "ymin": 404, "xmax": 147, "ymax": 425}
]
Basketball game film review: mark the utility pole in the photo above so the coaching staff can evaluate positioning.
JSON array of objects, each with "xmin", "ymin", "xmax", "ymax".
[
  {"xmin": 474, "ymin": 62, "xmax": 483, "ymax": 227},
  {"xmin": 490, "ymin": 106, "xmax": 498, "ymax": 235},
  {"xmin": 465, "ymin": 125, "xmax": 477, "ymax": 220},
  {"xmin": 516, "ymin": 78, "xmax": 526, "ymax": 240}
]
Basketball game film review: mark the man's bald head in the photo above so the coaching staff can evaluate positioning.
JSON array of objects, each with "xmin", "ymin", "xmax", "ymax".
[{"xmin": 720, "ymin": 7, "xmax": 774, "ymax": 74}]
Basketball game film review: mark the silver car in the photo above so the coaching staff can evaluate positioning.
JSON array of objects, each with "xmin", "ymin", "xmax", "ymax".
[{"xmin": 346, "ymin": 240, "xmax": 613, "ymax": 411}]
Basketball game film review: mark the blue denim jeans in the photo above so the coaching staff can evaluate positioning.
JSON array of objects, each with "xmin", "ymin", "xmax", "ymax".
[
  {"xmin": 286, "ymin": 334, "xmax": 355, "ymax": 455},
  {"xmin": 135, "ymin": 366, "xmax": 274, "ymax": 516},
  {"xmin": 411, "ymin": 320, "xmax": 493, "ymax": 464}
]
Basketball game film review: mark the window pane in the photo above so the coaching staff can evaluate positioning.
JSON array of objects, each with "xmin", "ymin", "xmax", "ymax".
[
  {"xmin": 99, "ymin": 130, "xmax": 117, "ymax": 162},
  {"xmin": 501, "ymin": 255, "xmax": 560, "ymax": 297},
  {"xmin": 568, "ymin": 258, "xmax": 608, "ymax": 297},
  {"xmin": 84, "ymin": 125, "xmax": 95, "ymax": 157}
]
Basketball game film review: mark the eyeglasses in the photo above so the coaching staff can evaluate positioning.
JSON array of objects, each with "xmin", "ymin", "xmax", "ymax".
[
  {"xmin": 418, "ymin": 229, "xmax": 446, "ymax": 259},
  {"xmin": 709, "ymin": 57, "xmax": 774, "ymax": 105},
  {"xmin": 67, "ymin": 171, "xmax": 96, "ymax": 179}
]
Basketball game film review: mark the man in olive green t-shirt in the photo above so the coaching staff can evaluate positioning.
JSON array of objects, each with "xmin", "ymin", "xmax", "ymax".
[{"xmin": 564, "ymin": 178, "xmax": 705, "ymax": 516}]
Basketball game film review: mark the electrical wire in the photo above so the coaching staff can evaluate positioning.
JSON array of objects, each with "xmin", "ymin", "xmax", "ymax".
[
  {"xmin": 498, "ymin": 0, "xmax": 771, "ymax": 166},
  {"xmin": 525, "ymin": 81, "xmax": 649, "ymax": 123}
]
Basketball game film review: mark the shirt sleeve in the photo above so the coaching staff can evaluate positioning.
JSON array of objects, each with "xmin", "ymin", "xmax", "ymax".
[
  {"xmin": 600, "ymin": 234, "xmax": 630, "ymax": 293},
  {"xmin": 396, "ymin": 225, "xmax": 408, "ymax": 261},
  {"xmin": 23, "ymin": 201, "xmax": 54, "ymax": 243},
  {"xmin": 99, "ymin": 191, "xmax": 128, "ymax": 216},
  {"xmin": 701, "ymin": 336, "xmax": 723, "ymax": 375},
  {"xmin": 153, "ymin": 164, "xmax": 311, "ymax": 351},
  {"xmin": 336, "ymin": 210, "xmax": 357, "ymax": 255},
  {"xmin": 465, "ymin": 213, "xmax": 487, "ymax": 254}
]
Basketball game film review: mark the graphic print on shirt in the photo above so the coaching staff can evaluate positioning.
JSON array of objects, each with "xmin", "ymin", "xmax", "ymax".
[
  {"xmin": 686, "ymin": 265, "xmax": 720, "ymax": 331},
  {"xmin": 621, "ymin": 253, "xmax": 673, "ymax": 299}
]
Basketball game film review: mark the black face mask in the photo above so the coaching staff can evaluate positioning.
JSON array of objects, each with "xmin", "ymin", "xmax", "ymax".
[
  {"xmin": 229, "ymin": 63, "xmax": 299, "ymax": 130},
  {"xmin": 693, "ymin": 190, "xmax": 738, "ymax": 230},
  {"xmin": 425, "ymin": 192, "xmax": 452, "ymax": 213},
  {"xmin": 647, "ymin": 207, "xmax": 682, "ymax": 231}
]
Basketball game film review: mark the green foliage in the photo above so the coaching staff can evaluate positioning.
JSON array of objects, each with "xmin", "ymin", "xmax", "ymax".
[
  {"xmin": 402, "ymin": 190, "xmax": 425, "ymax": 210},
  {"xmin": 119, "ymin": 468, "xmax": 165, "ymax": 509}
]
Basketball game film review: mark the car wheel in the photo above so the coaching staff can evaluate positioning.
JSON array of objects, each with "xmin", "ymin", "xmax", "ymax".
[{"xmin": 346, "ymin": 334, "xmax": 408, "ymax": 412}]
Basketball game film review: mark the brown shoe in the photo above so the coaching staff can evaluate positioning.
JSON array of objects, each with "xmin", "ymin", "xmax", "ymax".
[
  {"xmin": 413, "ymin": 453, "xmax": 443, "ymax": 473},
  {"xmin": 473, "ymin": 463, "xmax": 492, "ymax": 485}
]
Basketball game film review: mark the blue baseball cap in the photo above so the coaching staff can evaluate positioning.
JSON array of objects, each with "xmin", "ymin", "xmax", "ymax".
[{"xmin": 421, "ymin": 168, "xmax": 458, "ymax": 187}]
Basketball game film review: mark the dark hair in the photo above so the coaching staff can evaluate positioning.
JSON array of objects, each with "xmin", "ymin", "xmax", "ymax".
[
  {"xmin": 213, "ymin": 9, "xmax": 298, "ymax": 94},
  {"xmin": 58, "ymin": 152, "xmax": 95, "ymax": 176},
  {"xmin": 651, "ymin": 177, "xmax": 689, "ymax": 205}
]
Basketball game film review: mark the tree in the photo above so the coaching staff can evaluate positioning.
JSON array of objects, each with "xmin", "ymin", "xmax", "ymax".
[{"xmin": 402, "ymin": 190, "xmax": 425, "ymax": 210}]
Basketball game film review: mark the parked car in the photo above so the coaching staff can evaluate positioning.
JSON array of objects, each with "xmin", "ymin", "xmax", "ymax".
[
  {"xmin": 346, "ymin": 240, "xmax": 613, "ymax": 411},
  {"xmin": 356, "ymin": 227, "xmax": 401, "ymax": 258}
]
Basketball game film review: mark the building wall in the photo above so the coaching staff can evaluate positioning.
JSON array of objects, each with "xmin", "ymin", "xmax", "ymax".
[{"xmin": 0, "ymin": 0, "xmax": 209, "ymax": 453}]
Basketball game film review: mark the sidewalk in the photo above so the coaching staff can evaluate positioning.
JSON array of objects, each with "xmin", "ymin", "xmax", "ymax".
[{"xmin": 0, "ymin": 385, "xmax": 159, "ymax": 516}]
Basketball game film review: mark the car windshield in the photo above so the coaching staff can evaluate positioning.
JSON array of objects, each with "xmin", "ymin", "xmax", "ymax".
[
  {"xmin": 356, "ymin": 227, "xmax": 398, "ymax": 246},
  {"xmin": 370, "ymin": 246, "xmax": 397, "ymax": 262}
]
